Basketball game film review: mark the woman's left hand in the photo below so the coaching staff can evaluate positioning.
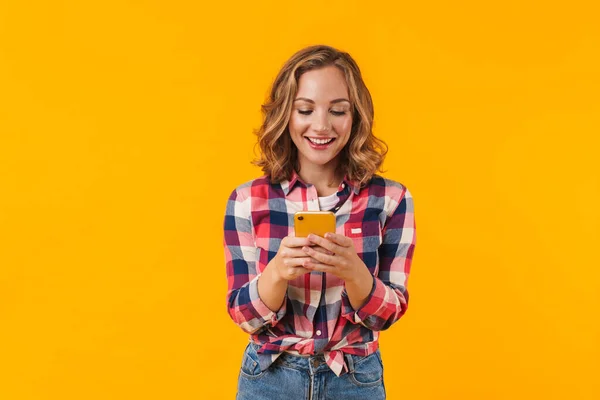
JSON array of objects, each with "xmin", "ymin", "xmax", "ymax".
[{"xmin": 301, "ymin": 232, "xmax": 368, "ymax": 283}]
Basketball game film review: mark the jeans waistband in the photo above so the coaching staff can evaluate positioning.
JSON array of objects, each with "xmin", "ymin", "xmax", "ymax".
[{"xmin": 249, "ymin": 342, "xmax": 374, "ymax": 374}]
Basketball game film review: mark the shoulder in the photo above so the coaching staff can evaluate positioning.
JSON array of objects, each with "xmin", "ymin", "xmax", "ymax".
[
  {"xmin": 366, "ymin": 174, "xmax": 414, "ymax": 216},
  {"xmin": 366, "ymin": 174, "xmax": 410, "ymax": 199},
  {"xmin": 227, "ymin": 175, "xmax": 272, "ymax": 202}
]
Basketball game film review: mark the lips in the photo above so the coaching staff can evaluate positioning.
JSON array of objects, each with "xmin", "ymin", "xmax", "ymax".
[
  {"xmin": 305, "ymin": 137, "xmax": 336, "ymax": 149},
  {"xmin": 306, "ymin": 136, "xmax": 334, "ymax": 143}
]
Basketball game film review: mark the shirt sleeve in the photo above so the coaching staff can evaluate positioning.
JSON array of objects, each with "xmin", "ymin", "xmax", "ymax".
[
  {"xmin": 341, "ymin": 186, "xmax": 416, "ymax": 331},
  {"xmin": 223, "ymin": 187, "xmax": 287, "ymax": 334}
]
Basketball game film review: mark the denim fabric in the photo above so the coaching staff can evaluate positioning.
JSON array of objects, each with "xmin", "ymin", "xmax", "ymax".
[{"xmin": 236, "ymin": 342, "xmax": 386, "ymax": 400}]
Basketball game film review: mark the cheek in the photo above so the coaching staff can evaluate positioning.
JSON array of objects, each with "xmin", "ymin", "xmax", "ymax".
[
  {"xmin": 334, "ymin": 117, "xmax": 353, "ymax": 135},
  {"xmin": 289, "ymin": 115, "xmax": 308, "ymax": 135}
]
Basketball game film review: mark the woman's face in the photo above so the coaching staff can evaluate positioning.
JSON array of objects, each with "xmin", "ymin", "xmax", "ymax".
[{"xmin": 288, "ymin": 65, "xmax": 353, "ymax": 170}]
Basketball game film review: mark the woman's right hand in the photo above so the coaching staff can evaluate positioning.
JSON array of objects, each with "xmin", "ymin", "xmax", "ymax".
[{"xmin": 272, "ymin": 236, "xmax": 333, "ymax": 281}]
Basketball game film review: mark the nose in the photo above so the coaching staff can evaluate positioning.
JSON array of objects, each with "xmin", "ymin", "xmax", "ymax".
[
  {"xmin": 315, "ymin": 123, "xmax": 331, "ymax": 132},
  {"xmin": 313, "ymin": 111, "xmax": 332, "ymax": 132}
]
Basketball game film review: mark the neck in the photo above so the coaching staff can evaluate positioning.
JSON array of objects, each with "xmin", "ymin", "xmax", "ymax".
[{"xmin": 297, "ymin": 159, "xmax": 344, "ymax": 197}]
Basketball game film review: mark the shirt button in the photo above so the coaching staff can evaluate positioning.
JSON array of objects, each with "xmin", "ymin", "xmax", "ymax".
[{"xmin": 316, "ymin": 330, "xmax": 322, "ymax": 336}]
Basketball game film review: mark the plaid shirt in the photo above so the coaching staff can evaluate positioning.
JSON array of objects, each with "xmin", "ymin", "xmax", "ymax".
[{"xmin": 223, "ymin": 170, "xmax": 416, "ymax": 377}]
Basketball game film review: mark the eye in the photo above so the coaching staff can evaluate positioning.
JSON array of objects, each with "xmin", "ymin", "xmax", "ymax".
[{"xmin": 297, "ymin": 109, "xmax": 347, "ymax": 116}]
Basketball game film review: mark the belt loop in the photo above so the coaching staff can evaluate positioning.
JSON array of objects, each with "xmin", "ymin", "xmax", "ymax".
[{"xmin": 344, "ymin": 352, "xmax": 355, "ymax": 374}]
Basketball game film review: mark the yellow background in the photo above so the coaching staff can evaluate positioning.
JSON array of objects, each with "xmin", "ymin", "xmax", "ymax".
[{"xmin": 1, "ymin": 1, "xmax": 599, "ymax": 399}]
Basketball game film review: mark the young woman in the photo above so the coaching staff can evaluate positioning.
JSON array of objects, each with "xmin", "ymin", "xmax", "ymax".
[{"xmin": 223, "ymin": 44, "xmax": 417, "ymax": 400}]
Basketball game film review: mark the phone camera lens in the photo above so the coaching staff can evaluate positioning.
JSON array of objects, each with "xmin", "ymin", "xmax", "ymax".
[{"xmin": 298, "ymin": 216, "xmax": 304, "ymax": 221}]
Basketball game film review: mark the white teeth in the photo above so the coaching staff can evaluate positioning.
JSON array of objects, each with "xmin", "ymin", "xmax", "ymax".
[{"xmin": 307, "ymin": 137, "xmax": 334, "ymax": 145}]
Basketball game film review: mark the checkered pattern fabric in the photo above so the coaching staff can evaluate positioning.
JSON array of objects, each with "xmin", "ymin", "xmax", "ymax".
[{"xmin": 224, "ymin": 170, "xmax": 416, "ymax": 377}]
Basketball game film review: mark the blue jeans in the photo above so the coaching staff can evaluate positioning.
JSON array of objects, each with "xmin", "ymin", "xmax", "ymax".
[{"xmin": 236, "ymin": 342, "xmax": 386, "ymax": 400}]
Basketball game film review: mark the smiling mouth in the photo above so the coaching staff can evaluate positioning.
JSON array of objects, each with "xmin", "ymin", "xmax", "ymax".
[{"xmin": 306, "ymin": 137, "xmax": 335, "ymax": 145}]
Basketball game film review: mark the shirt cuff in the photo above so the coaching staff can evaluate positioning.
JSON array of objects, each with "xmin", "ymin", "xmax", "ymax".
[
  {"xmin": 248, "ymin": 274, "xmax": 287, "ymax": 327},
  {"xmin": 341, "ymin": 276, "xmax": 386, "ymax": 326}
]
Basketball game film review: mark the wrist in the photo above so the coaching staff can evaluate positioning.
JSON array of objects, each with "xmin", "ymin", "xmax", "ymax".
[
  {"xmin": 347, "ymin": 264, "xmax": 373, "ymax": 287},
  {"xmin": 267, "ymin": 255, "xmax": 286, "ymax": 284}
]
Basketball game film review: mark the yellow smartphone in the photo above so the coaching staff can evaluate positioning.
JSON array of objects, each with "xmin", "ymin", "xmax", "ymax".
[{"xmin": 294, "ymin": 211, "xmax": 336, "ymax": 238}]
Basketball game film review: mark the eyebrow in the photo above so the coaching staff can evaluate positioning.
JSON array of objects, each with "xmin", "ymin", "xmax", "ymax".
[{"xmin": 293, "ymin": 97, "xmax": 350, "ymax": 104}]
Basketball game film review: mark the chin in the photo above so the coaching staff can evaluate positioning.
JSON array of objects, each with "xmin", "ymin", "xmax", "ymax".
[{"xmin": 302, "ymin": 152, "xmax": 341, "ymax": 167}]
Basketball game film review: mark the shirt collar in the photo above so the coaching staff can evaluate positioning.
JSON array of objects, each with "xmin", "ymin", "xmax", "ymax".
[{"xmin": 281, "ymin": 169, "xmax": 361, "ymax": 196}]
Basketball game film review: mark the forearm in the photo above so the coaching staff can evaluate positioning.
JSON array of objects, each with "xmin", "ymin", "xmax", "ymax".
[
  {"xmin": 344, "ymin": 266, "xmax": 374, "ymax": 310},
  {"xmin": 341, "ymin": 275, "xmax": 408, "ymax": 331},
  {"xmin": 226, "ymin": 261, "xmax": 289, "ymax": 333},
  {"xmin": 257, "ymin": 257, "xmax": 289, "ymax": 312}
]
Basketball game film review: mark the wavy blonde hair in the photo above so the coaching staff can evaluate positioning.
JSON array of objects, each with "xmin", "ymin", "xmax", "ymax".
[{"xmin": 252, "ymin": 44, "xmax": 388, "ymax": 188}]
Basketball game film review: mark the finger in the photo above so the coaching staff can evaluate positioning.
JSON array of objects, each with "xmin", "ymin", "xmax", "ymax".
[
  {"xmin": 310, "ymin": 245, "xmax": 335, "ymax": 256},
  {"xmin": 284, "ymin": 236, "xmax": 312, "ymax": 248},
  {"xmin": 302, "ymin": 245, "xmax": 336, "ymax": 265},
  {"xmin": 283, "ymin": 247, "xmax": 331, "ymax": 259},
  {"xmin": 323, "ymin": 232, "xmax": 353, "ymax": 247},
  {"xmin": 307, "ymin": 234, "xmax": 342, "ymax": 253},
  {"xmin": 284, "ymin": 256, "xmax": 320, "ymax": 268},
  {"xmin": 283, "ymin": 248, "xmax": 313, "ymax": 258},
  {"xmin": 304, "ymin": 261, "xmax": 337, "ymax": 273}
]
